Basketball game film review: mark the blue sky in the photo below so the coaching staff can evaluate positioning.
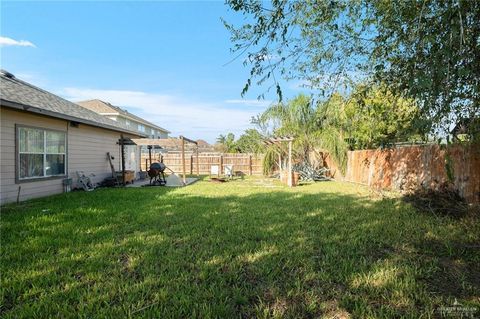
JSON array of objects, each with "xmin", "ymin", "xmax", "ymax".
[{"xmin": 1, "ymin": 1, "xmax": 303, "ymax": 143}]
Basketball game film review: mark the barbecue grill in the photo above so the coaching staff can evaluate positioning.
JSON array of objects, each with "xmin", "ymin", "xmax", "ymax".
[{"xmin": 148, "ymin": 162, "xmax": 167, "ymax": 185}]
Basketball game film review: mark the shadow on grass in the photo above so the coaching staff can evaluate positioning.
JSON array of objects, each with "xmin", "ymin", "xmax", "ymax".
[{"xmin": 1, "ymin": 182, "xmax": 479, "ymax": 318}]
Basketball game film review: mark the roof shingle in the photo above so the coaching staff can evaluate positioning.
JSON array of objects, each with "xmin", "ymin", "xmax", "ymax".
[{"xmin": 0, "ymin": 70, "xmax": 145, "ymax": 136}]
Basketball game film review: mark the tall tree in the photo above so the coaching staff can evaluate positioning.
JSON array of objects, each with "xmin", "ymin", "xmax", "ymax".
[
  {"xmin": 343, "ymin": 85, "xmax": 422, "ymax": 148},
  {"xmin": 257, "ymin": 93, "xmax": 348, "ymax": 171},
  {"xmin": 259, "ymin": 94, "xmax": 319, "ymax": 161},
  {"xmin": 236, "ymin": 129, "xmax": 265, "ymax": 153},
  {"xmin": 224, "ymin": 0, "xmax": 480, "ymax": 138},
  {"xmin": 215, "ymin": 133, "xmax": 239, "ymax": 153}
]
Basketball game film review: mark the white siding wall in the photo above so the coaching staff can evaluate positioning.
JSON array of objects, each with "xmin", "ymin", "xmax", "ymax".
[{"xmin": 0, "ymin": 107, "xmax": 141, "ymax": 205}]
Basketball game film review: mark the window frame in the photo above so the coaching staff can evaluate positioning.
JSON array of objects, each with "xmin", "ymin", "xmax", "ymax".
[{"xmin": 15, "ymin": 124, "xmax": 68, "ymax": 183}]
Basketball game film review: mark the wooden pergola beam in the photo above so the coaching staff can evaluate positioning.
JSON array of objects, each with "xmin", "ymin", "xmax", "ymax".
[
  {"xmin": 178, "ymin": 135, "xmax": 199, "ymax": 186},
  {"xmin": 263, "ymin": 136, "xmax": 294, "ymax": 144},
  {"xmin": 263, "ymin": 136, "xmax": 295, "ymax": 187},
  {"xmin": 181, "ymin": 136, "xmax": 186, "ymax": 185},
  {"xmin": 179, "ymin": 135, "xmax": 198, "ymax": 145},
  {"xmin": 288, "ymin": 140, "xmax": 292, "ymax": 187}
]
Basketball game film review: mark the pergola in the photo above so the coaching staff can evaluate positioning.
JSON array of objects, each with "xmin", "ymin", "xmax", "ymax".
[
  {"xmin": 264, "ymin": 136, "xmax": 295, "ymax": 187},
  {"xmin": 131, "ymin": 136, "xmax": 199, "ymax": 185}
]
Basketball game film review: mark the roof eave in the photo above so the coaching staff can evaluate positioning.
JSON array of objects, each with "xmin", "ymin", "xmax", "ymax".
[{"xmin": 1, "ymin": 99, "xmax": 147, "ymax": 137}]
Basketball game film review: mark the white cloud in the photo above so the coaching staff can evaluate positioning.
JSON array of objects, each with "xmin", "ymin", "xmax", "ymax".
[
  {"xmin": 0, "ymin": 36, "xmax": 36, "ymax": 47},
  {"xmin": 61, "ymin": 88, "xmax": 265, "ymax": 143},
  {"xmin": 224, "ymin": 99, "xmax": 272, "ymax": 108}
]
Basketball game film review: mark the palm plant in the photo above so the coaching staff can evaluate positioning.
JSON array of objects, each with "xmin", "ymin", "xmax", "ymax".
[
  {"xmin": 258, "ymin": 93, "xmax": 348, "ymax": 174},
  {"xmin": 315, "ymin": 93, "xmax": 349, "ymax": 170},
  {"xmin": 260, "ymin": 94, "xmax": 317, "ymax": 158},
  {"xmin": 215, "ymin": 133, "xmax": 238, "ymax": 153}
]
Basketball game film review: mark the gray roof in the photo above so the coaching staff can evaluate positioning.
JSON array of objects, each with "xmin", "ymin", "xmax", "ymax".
[{"xmin": 0, "ymin": 70, "xmax": 145, "ymax": 137}]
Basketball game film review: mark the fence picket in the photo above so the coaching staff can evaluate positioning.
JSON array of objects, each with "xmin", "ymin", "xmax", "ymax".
[{"xmin": 140, "ymin": 153, "xmax": 264, "ymax": 175}]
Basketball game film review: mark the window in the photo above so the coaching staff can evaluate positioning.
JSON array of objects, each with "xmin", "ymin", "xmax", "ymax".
[
  {"xmin": 138, "ymin": 124, "xmax": 145, "ymax": 133},
  {"xmin": 17, "ymin": 127, "xmax": 66, "ymax": 180},
  {"xmin": 125, "ymin": 119, "xmax": 130, "ymax": 126}
]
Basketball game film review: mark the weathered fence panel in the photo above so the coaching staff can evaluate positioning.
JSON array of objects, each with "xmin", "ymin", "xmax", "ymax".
[
  {"xmin": 141, "ymin": 153, "xmax": 264, "ymax": 176},
  {"xmin": 344, "ymin": 144, "xmax": 480, "ymax": 203}
]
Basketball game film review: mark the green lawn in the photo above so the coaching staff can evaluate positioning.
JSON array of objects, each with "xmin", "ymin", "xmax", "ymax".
[{"xmin": 1, "ymin": 177, "xmax": 479, "ymax": 318}]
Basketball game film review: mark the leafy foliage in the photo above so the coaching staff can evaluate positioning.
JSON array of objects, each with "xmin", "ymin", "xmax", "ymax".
[
  {"xmin": 215, "ymin": 133, "xmax": 238, "ymax": 153},
  {"xmin": 215, "ymin": 130, "xmax": 265, "ymax": 154},
  {"xmin": 257, "ymin": 88, "xmax": 420, "ymax": 173},
  {"xmin": 224, "ymin": 0, "xmax": 480, "ymax": 137},
  {"xmin": 217, "ymin": 89, "xmax": 421, "ymax": 174},
  {"xmin": 259, "ymin": 94, "xmax": 319, "ymax": 160},
  {"xmin": 235, "ymin": 129, "xmax": 265, "ymax": 154},
  {"xmin": 343, "ymin": 85, "xmax": 422, "ymax": 149}
]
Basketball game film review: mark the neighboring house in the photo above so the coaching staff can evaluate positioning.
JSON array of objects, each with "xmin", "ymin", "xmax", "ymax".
[
  {"xmin": 76, "ymin": 99, "xmax": 170, "ymax": 172},
  {"xmin": 0, "ymin": 70, "xmax": 146, "ymax": 204},
  {"xmin": 196, "ymin": 139, "xmax": 215, "ymax": 153},
  {"xmin": 76, "ymin": 99, "xmax": 170, "ymax": 139}
]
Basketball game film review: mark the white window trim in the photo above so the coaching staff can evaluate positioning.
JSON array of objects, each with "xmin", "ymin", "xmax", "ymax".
[{"xmin": 16, "ymin": 125, "xmax": 68, "ymax": 182}]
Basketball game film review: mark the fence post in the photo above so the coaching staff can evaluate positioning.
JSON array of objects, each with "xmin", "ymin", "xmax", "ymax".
[
  {"xmin": 220, "ymin": 154, "xmax": 224, "ymax": 174},
  {"xmin": 181, "ymin": 136, "xmax": 186, "ymax": 185},
  {"xmin": 190, "ymin": 154, "xmax": 193, "ymax": 175},
  {"xmin": 196, "ymin": 146, "xmax": 199, "ymax": 177},
  {"xmin": 249, "ymin": 155, "xmax": 252, "ymax": 175}
]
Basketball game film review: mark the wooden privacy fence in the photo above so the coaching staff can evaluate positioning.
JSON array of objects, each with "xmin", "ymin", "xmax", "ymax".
[
  {"xmin": 343, "ymin": 144, "xmax": 480, "ymax": 203},
  {"xmin": 141, "ymin": 153, "xmax": 263, "ymax": 176}
]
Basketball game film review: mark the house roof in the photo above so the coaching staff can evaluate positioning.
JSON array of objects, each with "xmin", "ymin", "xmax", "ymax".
[
  {"xmin": 196, "ymin": 139, "xmax": 210, "ymax": 147},
  {"xmin": 131, "ymin": 138, "xmax": 191, "ymax": 148},
  {"xmin": 77, "ymin": 99, "xmax": 170, "ymax": 133},
  {"xmin": 74, "ymin": 99, "xmax": 114, "ymax": 114},
  {"xmin": 0, "ymin": 70, "xmax": 145, "ymax": 137}
]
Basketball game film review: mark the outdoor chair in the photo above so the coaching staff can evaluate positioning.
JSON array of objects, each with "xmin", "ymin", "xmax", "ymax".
[{"xmin": 224, "ymin": 164, "xmax": 234, "ymax": 179}]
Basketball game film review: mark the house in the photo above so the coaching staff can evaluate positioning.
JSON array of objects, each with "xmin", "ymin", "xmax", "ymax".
[
  {"xmin": 196, "ymin": 139, "xmax": 215, "ymax": 153},
  {"xmin": 76, "ymin": 99, "xmax": 170, "ymax": 172},
  {"xmin": 76, "ymin": 99, "xmax": 170, "ymax": 139},
  {"xmin": 0, "ymin": 70, "xmax": 146, "ymax": 204}
]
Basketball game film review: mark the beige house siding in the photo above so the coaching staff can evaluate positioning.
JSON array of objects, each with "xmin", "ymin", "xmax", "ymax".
[
  {"xmin": 68, "ymin": 124, "xmax": 139, "ymax": 188},
  {"xmin": 1, "ymin": 108, "xmax": 67, "ymax": 204},
  {"xmin": 0, "ymin": 107, "xmax": 141, "ymax": 205}
]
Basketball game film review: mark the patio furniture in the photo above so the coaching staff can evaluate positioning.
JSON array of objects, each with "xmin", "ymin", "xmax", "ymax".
[{"xmin": 224, "ymin": 164, "xmax": 234, "ymax": 179}]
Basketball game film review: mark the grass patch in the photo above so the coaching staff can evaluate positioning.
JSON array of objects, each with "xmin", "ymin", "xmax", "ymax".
[{"xmin": 1, "ymin": 177, "xmax": 479, "ymax": 318}]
